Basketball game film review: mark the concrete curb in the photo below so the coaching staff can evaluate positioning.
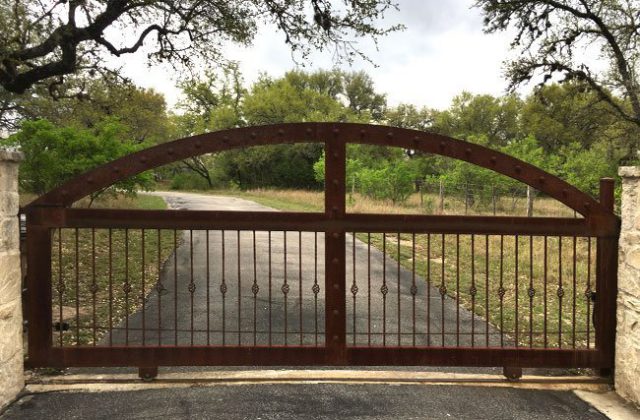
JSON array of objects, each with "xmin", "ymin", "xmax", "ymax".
[
  {"xmin": 575, "ymin": 390, "xmax": 640, "ymax": 420},
  {"xmin": 25, "ymin": 370, "xmax": 610, "ymax": 394}
]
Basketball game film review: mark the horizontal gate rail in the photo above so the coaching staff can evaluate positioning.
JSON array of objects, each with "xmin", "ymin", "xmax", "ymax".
[
  {"xmin": 28, "ymin": 208, "xmax": 616, "ymax": 237},
  {"xmin": 40, "ymin": 347, "xmax": 605, "ymax": 368}
]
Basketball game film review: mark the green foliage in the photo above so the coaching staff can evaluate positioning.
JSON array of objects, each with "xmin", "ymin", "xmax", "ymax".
[
  {"xmin": 170, "ymin": 172, "xmax": 213, "ymax": 191},
  {"xmin": 11, "ymin": 78, "xmax": 171, "ymax": 144},
  {"xmin": 2, "ymin": 119, "xmax": 153, "ymax": 203},
  {"xmin": 560, "ymin": 143, "xmax": 617, "ymax": 197},
  {"xmin": 243, "ymin": 73, "xmax": 354, "ymax": 124},
  {"xmin": 219, "ymin": 144, "xmax": 324, "ymax": 190},
  {"xmin": 174, "ymin": 68, "xmax": 388, "ymax": 190},
  {"xmin": 476, "ymin": 0, "xmax": 640, "ymax": 131},
  {"xmin": 384, "ymin": 104, "xmax": 432, "ymax": 131},
  {"xmin": 429, "ymin": 91, "xmax": 524, "ymax": 146},
  {"xmin": 358, "ymin": 161, "xmax": 417, "ymax": 204},
  {"xmin": 315, "ymin": 145, "xmax": 416, "ymax": 203}
]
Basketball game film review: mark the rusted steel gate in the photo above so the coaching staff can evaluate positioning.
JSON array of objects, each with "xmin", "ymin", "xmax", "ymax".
[{"xmin": 24, "ymin": 123, "xmax": 619, "ymax": 377}]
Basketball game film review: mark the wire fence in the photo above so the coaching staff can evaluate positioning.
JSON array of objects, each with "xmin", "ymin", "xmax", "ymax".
[{"xmin": 414, "ymin": 179, "xmax": 576, "ymax": 218}]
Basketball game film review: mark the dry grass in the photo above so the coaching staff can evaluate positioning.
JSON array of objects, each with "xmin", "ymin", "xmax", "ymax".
[
  {"xmin": 360, "ymin": 233, "xmax": 595, "ymax": 349},
  {"xmin": 232, "ymin": 189, "xmax": 577, "ymax": 218}
]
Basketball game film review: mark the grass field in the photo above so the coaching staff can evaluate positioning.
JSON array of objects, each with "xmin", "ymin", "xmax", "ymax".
[
  {"xmin": 217, "ymin": 188, "xmax": 595, "ymax": 349},
  {"xmin": 224, "ymin": 189, "xmax": 577, "ymax": 218},
  {"xmin": 46, "ymin": 193, "xmax": 176, "ymax": 346}
]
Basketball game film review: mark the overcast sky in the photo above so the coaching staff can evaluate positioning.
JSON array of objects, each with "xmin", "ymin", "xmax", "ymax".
[{"xmin": 117, "ymin": 0, "xmax": 518, "ymax": 111}]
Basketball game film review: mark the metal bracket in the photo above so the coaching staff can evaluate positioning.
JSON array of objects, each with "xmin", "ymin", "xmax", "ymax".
[{"xmin": 53, "ymin": 321, "xmax": 70, "ymax": 332}]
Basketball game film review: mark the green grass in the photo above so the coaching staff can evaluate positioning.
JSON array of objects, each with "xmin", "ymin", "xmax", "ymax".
[
  {"xmin": 133, "ymin": 194, "xmax": 169, "ymax": 210},
  {"xmin": 233, "ymin": 190, "xmax": 323, "ymax": 212}
]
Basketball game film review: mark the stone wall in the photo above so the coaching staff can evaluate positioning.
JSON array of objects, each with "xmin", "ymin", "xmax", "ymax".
[
  {"xmin": 616, "ymin": 166, "xmax": 640, "ymax": 406},
  {"xmin": 0, "ymin": 149, "xmax": 24, "ymax": 411}
]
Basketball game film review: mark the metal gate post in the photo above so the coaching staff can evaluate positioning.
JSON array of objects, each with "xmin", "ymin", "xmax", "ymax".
[
  {"xmin": 25, "ymin": 208, "xmax": 53, "ymax": 366},
  {"xmin": 595, "ymin": 178, "xmax": 617, "ymax": 375},
  {"xmin": 324, "ymin": 131, "xmax": 346, "ymax": 364}
]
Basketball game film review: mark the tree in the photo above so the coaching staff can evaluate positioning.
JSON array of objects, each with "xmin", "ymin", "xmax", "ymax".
[
  {"xmin": 384, "ymin": 104, "xmax": 433, "ymax": 131},
  {"xmin": 559, "ymin": 142, "xmax": 616, "ymax": 196},
  {"xmin": 6, "ymin": 77, "xmax": 170, "ymax": 143},
  {"xmin": 220, "ymin": 71, "xmax": 358, "ymax": 189},
  {"xmin": 429, "ymin": 92, "xmax": 524, "ymax": 146},
  {"xmin": 178, "ymin": 64, "xmax": 245, "ymax": 129},
  {"xmin": 2, "ymin": 119, "xmax": 153, "ymax": 205},
  {"xmin": 520, "ymin": 82, "xmax": 635, "ymax": 154},
  {"xmin": 342, "ymin": 71, "xmax": 387, "ymax": 120},
  {"xmin": 476, "ymin": 0, "xmax": 640, "ymax": 130},
  {"xmin": 0, "ymin": 1, "xmax": 401, "ymax": 96}
]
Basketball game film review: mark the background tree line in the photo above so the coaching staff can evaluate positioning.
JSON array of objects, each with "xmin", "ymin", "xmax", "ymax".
[
  {"xmin": 2, "ymin": 0, "xmax": 638, "ymax": 206},
  {"xmin": 2, "ymin": 66, "xmax": 638, "ymax": 204},
  {"xmin": 169, "ymin": 66, "xmax": 638, "ymax": 201}
]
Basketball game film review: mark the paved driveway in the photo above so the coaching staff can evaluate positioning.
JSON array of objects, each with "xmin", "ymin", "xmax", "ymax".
[
  {"xmin": 106, "ymin": 191, "xmax": 502, "ymax": 348},
  {"xmin": 2, "ymin": 384, "xmax": 607, "ymax": 420}
]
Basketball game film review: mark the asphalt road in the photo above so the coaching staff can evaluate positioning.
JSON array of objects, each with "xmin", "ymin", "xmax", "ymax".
[
  {"xmin": 106, "ymin": 191, "xmax": 503, "ymax": 349},
  {"xmin": 2, "ymin": 384, "xmax": 607, "ymax": 420}
]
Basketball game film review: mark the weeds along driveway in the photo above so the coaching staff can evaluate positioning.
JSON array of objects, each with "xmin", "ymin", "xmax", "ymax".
[{"xmin": 103, "ymin": 191, "xmax": 504, "ymax": 350}]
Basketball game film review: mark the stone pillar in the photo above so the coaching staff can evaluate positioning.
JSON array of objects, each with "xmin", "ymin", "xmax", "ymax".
[
  {"xmin": 0, "ymin": 149, "xmax": 24, "ymax": 411},
  {"xmin": 616, "ymin": 167, "xmax": 640, "ymax": 406}
]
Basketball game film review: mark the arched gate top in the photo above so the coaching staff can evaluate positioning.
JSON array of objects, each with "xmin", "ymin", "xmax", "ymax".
[{"xmin": 27, "ymin": 122, "xmax": 616, "ymax": 223}]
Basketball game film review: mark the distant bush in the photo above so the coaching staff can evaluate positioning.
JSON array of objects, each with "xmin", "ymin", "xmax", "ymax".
[
  {"xmin": 170, "ymin": 172, "xmax": 211, "ymax": 190},
  {"xmin": 358, "ymin": 161, "xmax": 416, "ymax": 204}
]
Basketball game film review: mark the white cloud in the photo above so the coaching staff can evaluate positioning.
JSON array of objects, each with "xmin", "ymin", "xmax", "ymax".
[{"xmin": 116, "ymin": 0, "xmax": 519, "ymax": 111}]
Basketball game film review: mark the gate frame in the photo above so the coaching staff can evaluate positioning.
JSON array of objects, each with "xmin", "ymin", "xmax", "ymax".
[{"xmin": 23, "ymin": 122, "xmax": 620, "ymax": 372}]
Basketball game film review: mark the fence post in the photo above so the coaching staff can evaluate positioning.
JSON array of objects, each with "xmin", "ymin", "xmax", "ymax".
[
  {"xmin": 464, "ymin": 183, "xmax": 469, "ymax": 215},
  {"xmin": 439, "ymin": 180, "xmax": 444, "ymax": 214},
  {"xmin": 526, "ymin": 185, "xmax": 534, "ymax": 217},
  {"xmin": 492, "ymin": 185, "xmax": 497, "ymax": 216},
  {"xmin": 0, "ymin": 149, "xmax": 24, "ymax": 411},
  {"xmin": 615, "ymin": 169, "xmax": 640, "ymax": 405}
]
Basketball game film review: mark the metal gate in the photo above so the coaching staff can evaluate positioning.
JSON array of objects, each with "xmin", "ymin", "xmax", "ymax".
[{"xmin": 23, "ymin": 123, "xmax": 619, "ymax": 377}]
